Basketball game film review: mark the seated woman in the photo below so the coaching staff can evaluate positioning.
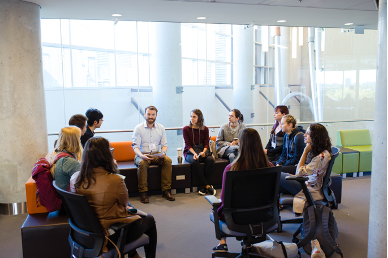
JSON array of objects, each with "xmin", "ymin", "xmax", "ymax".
[
  {"xmin": 51, "ymin": 126, "xmax": 82, "ymax": 190},
  {"xmin": 275, "ymin": 114, "xmax": 306, "ymax": 174},
  {"xmin": 213, "ymin": 128, "xmax": 273, "ymax": 252},
  {"xmin": 215, "ymin": 109, "xmax": 246, "ymax": 163},
  {"xmin": 70, "ymin": 137, "xmax": 157, "ymax": 258},
  {"xmin": 264, "ymin": 105, "xmax": 289, "ymax": 163},
  {"xmin": 183, "ymin": 109, "xmax": 216, "ymax": 196},
  {"xmin": 279, "ymin": 123, "xmax": 332, "ymax": 214}
]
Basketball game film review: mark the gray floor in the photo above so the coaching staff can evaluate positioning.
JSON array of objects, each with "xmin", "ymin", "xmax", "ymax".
[{"xmin": 0, "ymin": 175, "xmax": 370, "ymax": 258}]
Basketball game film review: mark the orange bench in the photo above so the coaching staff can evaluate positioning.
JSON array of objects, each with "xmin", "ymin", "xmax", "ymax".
[
  {"xmin": 111, "ymin": 141, "xmax": 136, "ymax": 162},
  {"xmin": 25, "ymin": 176, "xmax": 48, "ymax": 214}
]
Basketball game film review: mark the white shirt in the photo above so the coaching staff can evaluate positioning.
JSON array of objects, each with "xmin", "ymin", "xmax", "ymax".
[{"xmin": 132, "ymin": 121, "xmax": 168, "ymax": 153}]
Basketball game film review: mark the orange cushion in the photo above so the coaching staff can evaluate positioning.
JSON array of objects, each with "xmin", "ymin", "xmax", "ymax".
[
  {"xmin": 111, "ymin": 141, "xmax": 136, "ymax": 162},
  {"xmin": 25, "ymin": 176, "xmax": 48, "ymax": 214},
  {"xmin": 210, "ymin": 136, "xmax": 217, "ymax": 142}
]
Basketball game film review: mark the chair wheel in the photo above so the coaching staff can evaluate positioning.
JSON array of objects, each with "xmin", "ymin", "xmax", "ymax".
[{"xmin": 292, "ymin": 238, "xmax": 299, "ymax": 243}]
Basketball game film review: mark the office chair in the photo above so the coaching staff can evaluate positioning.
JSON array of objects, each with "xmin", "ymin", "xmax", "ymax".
[
  {"xmin": 206, "ymin": 166, "xmax": 282, "ymax": 258},
  {"xmin": 53, "ymin": 181, "xmax": 149, "ymax": 258},
  {"xmin": 281, "ymin": 146, "xmax": 340, "ymax": 238}
]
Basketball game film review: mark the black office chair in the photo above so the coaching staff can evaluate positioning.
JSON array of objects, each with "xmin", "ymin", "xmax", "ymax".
[
  {"xmin": 281, "ymin": 146, "xmax": 340, "ymax": 235},
  {"xmin": 279, "ymin": 146, "xmax": 340, "ymax": 211},
  {"xmin": 206, "ymin": 166, "xmax": 282, "ymax": 258},
  {"xmin": 53, "ymin": 181, "xmax": 149, "ymax": 258}
]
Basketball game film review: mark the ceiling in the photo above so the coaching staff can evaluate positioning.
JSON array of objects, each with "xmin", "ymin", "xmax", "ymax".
[{"xmin": 27, "ymin": 0, "xmax": 379, "ymax": 29}]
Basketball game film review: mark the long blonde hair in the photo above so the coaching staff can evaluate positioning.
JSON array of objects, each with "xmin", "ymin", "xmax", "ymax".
[{"xmin": 54, "ymin": 126, "xmax": 83, "ymax": 160}]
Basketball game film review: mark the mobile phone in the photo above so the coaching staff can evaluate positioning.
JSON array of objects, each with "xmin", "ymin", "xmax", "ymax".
[
  {"xmin": 110, "ymin": 148, "xmax": 114, "ymax": 153},
  {"xmin": 233, "ymin": 138, "xmax": 238, "ymax": 141},
  {"xmin": 127, "ymin": 208, "xmax": 137, "ymax": 214}
]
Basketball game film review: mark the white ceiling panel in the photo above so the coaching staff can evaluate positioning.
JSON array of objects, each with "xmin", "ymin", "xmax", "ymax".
[
  {"xmin": 347, "ymin": 1, "xmax": 377, "ymax": 10},
  {"xmin": 311, "ymin": 0, "xmax": 372, "ymax": 9},
  {"xmin": 27, "ymin": 0, "xmax": 378, "ymax": 29}
]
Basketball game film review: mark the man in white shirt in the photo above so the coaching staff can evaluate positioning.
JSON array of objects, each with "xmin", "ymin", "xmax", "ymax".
[{"xmin": 132, "ymin": 106, "xmax": 175, "ymax": 203}]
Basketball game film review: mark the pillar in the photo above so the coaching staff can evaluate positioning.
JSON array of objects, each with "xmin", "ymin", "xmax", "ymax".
[
  {"xmin": 0, "ymin": 0, "xmax": 48, "ymax": 211},
  {"xmin": 233, "ymin": 25, "xmax": 254, "ymax": 124},
  {"xmin": 367, "ymin": 0, "xmax": 387, "ymax": 257},
  {"xmin": 149, "ymin": 22, "xmax": 183, "ymax": 156}
]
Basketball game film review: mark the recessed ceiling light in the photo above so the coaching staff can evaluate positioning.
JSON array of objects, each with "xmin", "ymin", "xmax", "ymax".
[
  {"xmin": 112, "ymin": 14, "xmax": 122, "ymax": 17},
  {"xmin": 197, "ymin": 17, "xmax": 206, "ymax": 20},
  {"xmin": 277, "ymin": 20, "xmax": 286, "ymax": 23},
  {"xmin": 344, "ymin": 23, "xmax": 353, "ymax": 25}
]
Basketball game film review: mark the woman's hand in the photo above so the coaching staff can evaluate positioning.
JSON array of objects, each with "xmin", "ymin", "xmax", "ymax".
[
  {"xmin": 199, "ymin": 152, "xmax": 206, "ymax": 157},
  {"xmin": 304, "ymin": 143, "xmax": 312, "ymax": 153},
  {"xmin": 264, "ymin": 149, "xmax": 267, "ymax": 154},
  {"xmin": 193, "ymin": 153, "xmax": 199, "ymax": 160}
]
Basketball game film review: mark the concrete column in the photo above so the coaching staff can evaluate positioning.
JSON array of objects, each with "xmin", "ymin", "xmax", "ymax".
[
  {"xmin": 279, "ymin": 27, "xmax": 290, "ymax": 103},
  {"xmin": 0, "ymin": 0, "xmax": 48, "ymax": 207},
  {"xmin": 232, "ymin": 25, "xmax": 254, "ymax": 124},
  {"xmin": 368, "ymin": 0, "xmax": 387, "ymax": 257},
  {"xmin": 149, "ymin": 22, "xmax": 183, "ymax": 156}
]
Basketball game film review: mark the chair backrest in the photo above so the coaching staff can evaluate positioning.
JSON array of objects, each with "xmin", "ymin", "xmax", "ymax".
[
  {"xmin": 222, "ymin": 166, "xmax": 282, "ymax": 233},
  {"xmin": 53, "ymin": 181, "xmax": 105, "ymax": 257},
  {"xmin": 321, "ymin": 146, "xmax": 340, "ymax": 206},
  {"xmin": 110, "ymin": 141, "xmax": 136, "ymax": 162},
  {"xmin": 336, "ymin": 129, "xmax": 371, "ymax": 147}
]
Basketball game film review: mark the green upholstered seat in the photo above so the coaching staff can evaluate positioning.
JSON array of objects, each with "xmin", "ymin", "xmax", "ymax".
[
  {"xmin": 332, "ymin": 152, "xmax": 343, "ymax": 174},
  {"xmin": 337, "ymin": 130, "xmax": 372, "ymax": 174}
]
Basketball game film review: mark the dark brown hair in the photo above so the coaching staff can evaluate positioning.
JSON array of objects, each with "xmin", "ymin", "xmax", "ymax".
[
  {"xmin": 309, "ymin": 123, "xmax": 332, "ymax": 157},
  {"xmin": 271, "ymin": 105, "xmax": 289, "ymax": 134},
  {"xmin": 231, "ymin": 109, "xmax": 244, "ymax": 123},
  {"xmin": 69, "ymin": 114, "xmax": 87, "ymax": 130},
  {"xmin": 231, "ymin": 128, "xmax": 271, "ymax": 171},
  {"xmin": 189, "ymin": 109, "xmax": 205, "ymax": 129},
  {"xmin": 75, "ymin": 137, "xmax": 118, "ymax": 190},
  {"xmin": 145, "ymin": 106, "xmax": 158, "ymax": 114}
]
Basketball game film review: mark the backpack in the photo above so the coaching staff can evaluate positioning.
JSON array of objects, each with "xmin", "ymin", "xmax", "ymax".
[
  {"xmin": 209, "ymin": 140, "xmax": 218, "ymax": 160},
  {"xmin": 297, "ymin": 204, "xmax": 343, "ymax": 257},
  {"xmin": 31, "ymin": 152, "xmax": 74, "ymax": 212}
]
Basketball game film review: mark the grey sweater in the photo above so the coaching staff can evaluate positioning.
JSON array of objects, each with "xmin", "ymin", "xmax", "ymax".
[{"xmin": 215, "ymin": 122, "xmax": 246, "ymax": 157}]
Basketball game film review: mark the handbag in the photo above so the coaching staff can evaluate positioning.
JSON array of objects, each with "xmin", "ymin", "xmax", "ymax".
[
  {"xmin": 251, "ymin": 235, "xmax": 300, "ymax": 258},
  {"xmin": 192, "ymin": 143, "xmax": 211, "ymax": 157}
]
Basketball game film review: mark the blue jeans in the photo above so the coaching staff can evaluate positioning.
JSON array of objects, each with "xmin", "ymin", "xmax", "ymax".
[{"xmin": 279, "ymin": 172, "xmax": 302, "ymax": 196}]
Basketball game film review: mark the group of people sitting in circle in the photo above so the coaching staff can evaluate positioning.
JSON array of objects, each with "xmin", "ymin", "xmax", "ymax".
[{"xmin": 47, "ymin": 104, "xmax": 333, "ymax": 257}]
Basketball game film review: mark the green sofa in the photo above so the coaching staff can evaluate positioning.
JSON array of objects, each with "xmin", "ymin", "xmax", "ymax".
[{"xmin": 335, "ymin": 129, "xmax": 372, "ymax": 177}]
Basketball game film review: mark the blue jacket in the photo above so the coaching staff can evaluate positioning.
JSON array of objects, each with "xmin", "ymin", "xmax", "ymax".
[{"xmin": 276, "ymin": 126, "xmax": 306, "ymax": 166}]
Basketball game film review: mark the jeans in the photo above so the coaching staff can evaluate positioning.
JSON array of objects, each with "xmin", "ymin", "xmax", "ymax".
[
  {"xmin": 186, "ymin": 154, "xmax": 215, "ymax": 186},
  {"xmin": 222, "ymin": 146, "xmax": 238, "ymax": 163},
  {"xmin": 279, "ymin": 172, "xmax": 302, "ymax": 195},
  {"xmin": 134, "ymin": 155, "xmax": 172, "ymax": 192},
  {"xmin": 108, "ymin": 214, "xmax": 157, "ymax": 258}
]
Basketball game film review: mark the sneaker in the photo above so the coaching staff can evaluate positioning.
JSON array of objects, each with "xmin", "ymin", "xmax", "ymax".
[
  {"xmin": 207, "ymin": 185, "xmax": 216, "ymax": 196},
  {"xmin": 212, "ymin": 244, "xmax": 228, "ymax": 252},
  {"xmin": 199, "ymin": 187, "xmax": 207, "ymax": 195}
]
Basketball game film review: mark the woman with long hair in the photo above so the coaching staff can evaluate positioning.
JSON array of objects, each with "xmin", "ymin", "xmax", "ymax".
[
  {"xmin": 183, "ymin": 109, "xmax": 216, "ymax": 195},
  {"xmin": 52, "ymin": 126, "xmax": 82, "ymax": 190},
  {"xmin": 275, "ymin": 114, "xmax": 306, "ymax": 174},
  {"xmin": 212, "ymin": 128, "xmax": 273, "ymax": 252},
  {"xmin": 279, "ymin": 123, "xmax": 332, "ymax": 214},
  {"xmin": 70, "ymin": 137, "xmax": 157, "ymax": 258},
  {"xmin": 264, "ymin": 105, "xmax": 289, "ymax": 162},
  {"xmin": 215, "ymin": 109, "xmax": 246, "ymax": 163}
]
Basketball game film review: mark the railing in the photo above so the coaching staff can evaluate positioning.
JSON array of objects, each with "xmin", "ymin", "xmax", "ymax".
[{"xmin": 47, "ymin": 119, "xmax": 374, "ymax": 136}]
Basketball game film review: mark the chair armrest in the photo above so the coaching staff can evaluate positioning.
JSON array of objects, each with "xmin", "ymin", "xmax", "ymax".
[
  {"xmin": 205, "ymin": 195, "xmax": 222, "ymax": 209},
  {"xmin": 286, "ymin": 176, "xmax": 308, "ymax": 181},
  {"xmin": 110, "ymin": 220, "xmax": 139, "ymax": 231}
]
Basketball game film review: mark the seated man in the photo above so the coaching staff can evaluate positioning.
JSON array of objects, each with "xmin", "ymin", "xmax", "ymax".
[
  {"xmin": 132, "ymin": 106, "xmax": 175, "ymax": 203},
  {"xmin": 81, "ymin": 108, "xmax": 103, "ymax": 147},
  {"xmin": 69, "ymin": 114, "xmax": 88, "ymax": 136}
]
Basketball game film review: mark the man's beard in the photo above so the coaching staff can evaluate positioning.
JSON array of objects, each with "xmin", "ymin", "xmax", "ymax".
[{"xmin": 147, "ymin": 118, "xmax": 155, "ymax": 124}]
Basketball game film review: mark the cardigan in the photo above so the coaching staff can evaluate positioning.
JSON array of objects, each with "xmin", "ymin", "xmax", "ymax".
[{"xmin": 182, "ymin": 125, "xmax": 210, "ymax": 158}]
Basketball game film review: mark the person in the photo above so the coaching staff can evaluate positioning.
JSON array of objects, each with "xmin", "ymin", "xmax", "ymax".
[
  {"xmin": 275, "ymin": 114, "xmax": 306, "ymax": 174},
  {"xmin": 70, "ymin": 137, "xmax": 157, "ymax": 258},
  {"xmin": 80, "ymin": 108, "xmax": 103, "ymax": 147},
  {"xmin": 69, "ymin": 114, "xmax": 88, "ymax": 136},
  {"xmin": 215, "ymin": 109, "xmax": 246, "ymax": 163},
  {"xmin": 212, "ymin": 128, "xmax": 274, "ymax": 252},
  {"xmin": 264, "ymin": 105, "xmax": 289, "ymax": 163},
  {"xmin": 183, "ymin": 109, "xmax": 216, "ymax": 196},
  {"xmin": 51, "ymin": 126, "xmax": 82, "ymax": 190},
  {"xmin": 279, "ymin": 123, "xmax": 332, "ymax": 214},
  {"xmin": 132, "ymin": 106, "xmax": 175, "ymax": 203}
]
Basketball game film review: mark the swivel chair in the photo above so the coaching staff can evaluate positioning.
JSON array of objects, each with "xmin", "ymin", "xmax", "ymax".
[
  {"xmin": 206, "ymin": 166, "xmax": 282, "ymax": 258},
  {"xmin": 279, "ymin": 146, "xmax": 340, "ymax": 211},
  {"xmin": 53, "ymin": 181, "xmax": 149, "ymax": 258}
]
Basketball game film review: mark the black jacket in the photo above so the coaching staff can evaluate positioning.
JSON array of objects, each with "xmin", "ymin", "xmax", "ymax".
[
  {"xmin": 265, "ymin": 130, "xmax": 284, "ymax": 162},
  {"xmin": 80, "ymin": 126, "xmax": 94, "ymax": 147},
  {"xmin": 276, "ymin": 126, "xmax": 306, "ymax": 166}
]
